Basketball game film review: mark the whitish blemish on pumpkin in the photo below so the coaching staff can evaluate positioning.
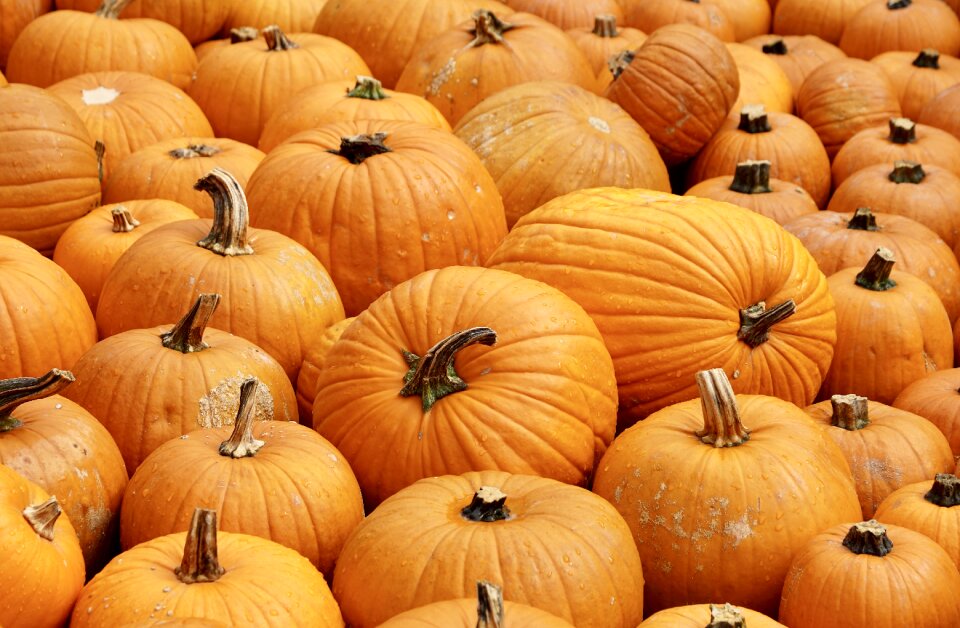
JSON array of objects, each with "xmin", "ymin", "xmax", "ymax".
[
  {"xmin": 428, "ymin": 58, "xmax": 457, "ymax": 96},
  {"xmin": 197, "ymin": 376, "xmax": 274, "ymax": 428},
  {"xmin": 82, "ymin": 86, "xmax": 120, "ymax": 105},
  {"xmin": 723, "ymin": 514, "xmax": 755, "ymax": 547},
  {"xmin": 588, "ymin": 116, "xmax": 611, "ymax": 133}
]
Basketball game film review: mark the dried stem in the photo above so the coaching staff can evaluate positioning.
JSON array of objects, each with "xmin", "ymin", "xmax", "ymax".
[
  {"xmin": 0, "ymin": 369, "xmax": 75, "ymax": 431},
  {"xmin": 830, "ymin": 394, "xmax": 870, "ymax": 430},
  {"xmin": 160, "ymin": 293, "xmax": 221, "ymax": 353},
  {"xmin": 218, "ymin": 378, "xmax": 265, "ymax": 458},
  {"xmin": 462, "ymin": 486, "xmax": 511, "ymax": 522},
  {"xmin": 695, "ymin": 368, "xmax": 750, "ymax": 447},
  {"xmin": 399, "ymin": 327, "xmax": 497, "ymax": 412}
]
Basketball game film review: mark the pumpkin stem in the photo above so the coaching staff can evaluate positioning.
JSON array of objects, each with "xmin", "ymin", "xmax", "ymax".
[
  {"xmin": 729, "ymin": 160, "xmax": 772, "ymax": 194},
  {"xmin": 22, "ymin": 496, "xmax": 63, "ymax": 541},
  {"xmin": 462, "ymin": 486, "xmax": 511, "ymax": 522},
  {"xmin": 170, "ymin": 144, "xmax": 222, "ymax": 159},
  {"xmin": 327, "ymin": 132, "xmax": 393, "ymax": 164},
  {"xmin": 218, "ymin": 378, "xmax": 265, "ymax": 458},
  {"xmin": 476, "ymin": 581, "xmax": 505, "ymax": 628},
  {"xmin": 608, "ymin": 50, "xmax": 635, "ymax": 80},
  {"xmin": 913, "ymin": 48, "xmax": 940, "ymax": 69},
  {"xmin": 737, "ymin": 300, "xmax": 796, "ymax": 348},
  {"xmin": 0, "ymin": 369, "xmax": 75, "ymax": 431},
  {"xmin": 889, "ymin": 160, "xmax": 925, "ymax": 184},
  {"xmin": 469, "ymin": 10, "xmax": 515, "ymax": 46},
  {"xmin": 887, "ymin": 0, "xmax": 911, "ymax": 9},
  {"xmin": 847, "ymin": 207, "xmax": 880, "ymax": 231},
  {"xmin": 592, "ymin": 14, "xmax": 619, "ymax": 37},
  {"xmin": 855, "ymin": 247, "xmax": 897, "ymax": 291},
  {"xmin": 695, "ymin": 368, "xmax": 750, "ymax": 447},
  {"xmin": 347, "ymin": 76, "xmax": 389, "ymax": 100},
  {"xmin": 262, "ymin": 24, "xmax": 298, "ymax": 51},
  {"xmin": 95, "ymin": 140, "xmax": 106, "ymax": 182},
  {"xmin": 830, "ymin": 394, "xmax": 870, "ymax": 430},
  {"xmin": 194, "ymin": 168, "xmax": 255, "ymax": 256},
  {"xmin": 842, "ymin": 520, "xmax": 894, "ymax": 556},
  {"xmin": 924, "ymin": 473, "xmax": 960, "ymax": 507},
  {"xmin": 111, "ymin": 206, "xmax": 140, "ymax": 233},
  {"xmin": 229, "ymin": 26, "xmax": 259, "ymax": 43},
  {"xmin": 160, "ymin": 293, "xmax": 222, "ymax": 353},
  {"xmin": 761, "ymin": 37, "xmax": 788, "ymax": 55},
  {"xmin": 888, "ymin": 118, "xmax": 916, "ymax": 144},
  {"xmin": 708, "ymin": 603, "xmax": 746, "ymax": 628},
  {"xmin": 95, "ymin": 0, "xmax": 133, "ymax": 19},
  {"xmin": 399, "ymin": 327, "xmax": 497, "ymax": 412},
  {"xmin": 176, "ymin": 508, "xmax": 225, "ymax": 584},
  {"xmin": 737, "ymin": 104, "xmax": 771, "ymax": 134}
]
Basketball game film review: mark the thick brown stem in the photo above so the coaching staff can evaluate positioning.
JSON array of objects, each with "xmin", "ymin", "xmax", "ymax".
[
  {"xmin": 160, "ymin": 293, "xmax": 221, "ymax": 353},
  {"xmin": 462, "ymin": 486, "xmax": 511, "ymax": 522},
  {"xmin": 924, "ymin": 474, "xmax": 960, "ymax": 507},
  {"xmin": 468, "ymin": 10, "xmax": 514, "ymax": 46},
  {"xmin": 913, "ymin": 49, "xmax": 940, "ymax": 69},
  {"xmin": 738, "ymin": 300, "xmax": 796, "ymax": 348},
  {"xmin": 95, "ymin": 140, "xmax": 106, "ymax": 183},
  {"xmin": 175, "ymin": 508, "xmax": 225, "ymax": 584},
  {"xmin": 347, "ymin": 76, "xmax": 389, "ymax": 100},
  {"xmin": 95, "ymin": 0, "xmax": 133, "ymax": 19},
  {"xmin": 400, "ymin": 327, "xmax": 497, "ymax": 412},
  {"xmin": 592, "ymin": 14, "xmax": 619, "ymax": 37},
  {"xmin": 887, "ymin": 0, "xmax": 911, "ymax": 9},
  {"xmin": 608, "ymin": 50, "xmax": 635, "ymax": 80},
  {"xmin": 22, "ymin": 496, "xmax": 63, "ymax": 542},
  {"xmin": 328, "ymin": 133, "xmax": 393, "ymax": 165},
  {"xmin": 842, "ymin": 520, "xmax": 893, "ymax": 556},
  {"xmin": 0, "ymin": 369, "xmax": 75, "ymax": 431},
  {"xmin": 889, "ymin": 160, "xmax": 925, "ymax": 184},
  {"xmin": 729, "ymin": 160, "xmax": 772, "ymax": 194},
  {"xmin": 695, "ymin": 368, "xmax": 750, "ymax": 447},
  {"xmin": 194, "ymin": 168, "xmax": 255, "ymax": 256},
  {"xmin": 476, "ymin": 581, "xmax": 505, "ymax": 628},
  {"xmin": 856, "ymin": 247, "xmax": 897, "ymax": 291},
  {"xmin": 888, "ymin": 118, "xmax": 916, "ymax": 144},
  {"xmin": 847, "ymin": 207, "xmax": 879, "ymax": 231},
  {"xmin": 262, "ymin": 24, "xmax": 298, "ymax": 50},
  {"xmin": 111, "ymin": 206, "xmax": 140, "ymax": 233},
  {"xmin": 169, "ymin": 144, "xmax": 221, "ymax": 159},
  {"xmin": 738, "ymin": 104, "xmax": 771, "ymax": 134},
  {"xmin": 830, "ymin": 394, "xmax": 870, "ymax": 430},
  {"xmin": 761, "ymin": 37, "xmax": 788, "ymax": 55},
  {"xmin": 229, "ymin": 26, "xmax": 259, "ymax": 43},
  {"xmin": 708, "ymin": 604, "xmax": 746, "ymax": 628},
  {"xmin": 219, "ymin": 378, "xmax": 265, "ymax": 458}
]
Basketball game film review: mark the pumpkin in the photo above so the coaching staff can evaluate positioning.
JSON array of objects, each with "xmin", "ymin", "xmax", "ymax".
[
  {"xmin": 331, "ymin": 471, "xmax": 645, "ymax": 627},
  {"xmin": 687, "ymin": 104, "xmax": 832, "ymax": 208},
  {"xmin": 0, "ymin": 235, "xmax": 97, "ymax": 379},
  {"xmin": 188, "ymin": 25, "xmax": 371, "ymax": 146},
  {"xmin": 65, "ymin": 293, "xmax": 298, "ymax": 474},
  {"xmin": 221, "ymin": 0, "xmax": 327, "ymax": 34},
  {"xmin": 0, "ymin": 83, "xmax": 102, "ymax": 254},
  {"xmin": 5, "ymin": 0, "xmax": 197, "ymax": 89},
  {"xmin": 72, "ymin": 508, "xmax": 344, "ymax": 627},
  {"xmin": 821, "ymin": 248, "xmax": 953, "ymax": 403},
  {"xmin": 779, "ymin": 520, "xmax": 960, "ymax": 627},
  {"xmin": 839, "ymin": 0, "xmax": 960, "ymax": 59},
  {"xmin": 726, "ymin": 43, "xmax": 794, "ymax": 114},
  {"xmin": 772, "ymin": 0, "xmax": 871, "ymax": 44},
  {"xmin": 503, "ymin": 0, "xmax": 623, "ymax": 29},
  {"xmin": 874, "ymin": 473, "xmax": 960, "ymax": 569},
  {"xmin": 96, "ymin": 168, "xmax": 345, "ymax": 381},
  {"xmin": 919, "ymin": 82, "xmax": 960, "ymax": 141},
  {"xmin": 0, "ymin": 465, "xmax": 85, "ymax": 628},
  {"xmin": 827, "ymin": 160, "xmax": 960, "ymax": 248},
  {"xmin": 639, "ymin": 603, "xmax": 785, "ymax": 627},
  {"xmin": 193, "ymin": 26, "xmax": 260, "ymax": 60},
  {"xmin": 783, "ymin": 208, "xmax": 960, "ymax": 323},
  {"xmin": 565, "ymin": 14, "xmax": 647, "ymax": 90},
  {"xmin": 796, "ymin": 57, "xmax": 902, "ymax": 158},
  {"xmin": 619, "ymin": 0, "xmax": 736, "ymax": 42},
  {"xmin": 592, "ymin": 368, "xmax": 860, "ymax": 616},
  {"xmin": 313, "ymin": 266, "xmax": 617, "ymax": 507},
  {"xmin": 709, "ymin": 0, "xmax": 772, "ymax": 40},
  {"xmin": 742, "ymin": 34, "xmax": 846, "ymax": 99},
  {"xmin": 258, "ymin": 75, "xmax": 452, "ymax": 154},
  {"xmin": 0, "ymin": 0, "xmax": 52, "ymax": 69},
  {"xmin": 394, "ymin": 10, "xmax": 597, "ymax": 126},
  {"xmin": 603, "ymin": 23, "xmax": 740, "ymax": 165},
  {"xmin": 832, "ymin": 117, "xmax": 960, "ymax": 186},
  {"xmin": 47, "ymin": 71, "xmax": 213, "ymax": 184},
  {"xmin": 54, "ymin": 0, "xmax": 231, "ymax": 44},
  {"xmin": 102, "ymin": 137, "xmax": 265, "ymax": 219},
  {"xmin": 894, "ymin": 369, "xmax": 960, "ymax": 457},
  {"xmin": 871, "ymin": 50, "xmax": 960, "ymax": 120},
  {"xmin": 487, "ymin": 188, "xmax": 837, "ymax": 424},
  {"xmin": 685, "ymin": 159, "xmax": 819, "ymax": 224},
  {"xmin": 244, "ymin": 120, "xmax": 507, "ymax": 316},
  {"xmin": 453, "ymin": 80, "xmax": 670, "ymax": 228},
  {"xmin": 296, "ymin": 316, "xmax": 355, "ymax": 426}
]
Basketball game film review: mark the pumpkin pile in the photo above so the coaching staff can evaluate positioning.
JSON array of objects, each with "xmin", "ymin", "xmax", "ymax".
[{"xmin": 4, "ymin": 0, "xmax": 960, "ymax": 624}]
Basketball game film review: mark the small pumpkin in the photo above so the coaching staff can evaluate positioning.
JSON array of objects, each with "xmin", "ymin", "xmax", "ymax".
[
  {"xmin": 871, "ymin": 49, "xmax": 960, "ymax": 120},
  {"xmin": 893, "ymin": 368, "xmax": 960, "ymax": 457},
  {"xmin": 919, "ymin": 82, "xmax": 960, "ymax": 141},
  {"xmin": 296, "ymin": 317, "xmax": 355, "ymax": 426},
  {"xmin": 565, "ymin": 14, "xmax": 647, "ymax": 90},
  {"xmin": 742, "ymin": 34, "xmax": 846, "ymax": 99},
  {"xmin": 874, "ymin": 473, "xmax": 960, "ymax": 569},
  {"xmin": 840, "ymin": 0, "xmax": 960, "ymax": 59},
  {"xmin": 772, "ymin": 0, "xmax": 872, "ymax": 44},
  {"xmin": 640, "ymin": 603, "xmax": 785, "ymax": 627},
  {"xmin": 726, "ymin": 42, "xmax": 794, "ymax": 114},
  {"xmin": 619, "ymin": 0, "xmax": 736, "ymax": 42}
]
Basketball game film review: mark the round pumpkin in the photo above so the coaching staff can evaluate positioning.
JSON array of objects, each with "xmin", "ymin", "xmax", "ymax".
[
  {"xmin": 565, "ymin": 14, "xmax": 647, "ymax": 90},
  {"xmin": 894, "ymin": 368, "xmax": 960, "ymax": 457},
  {"xmin": 192, "ymin": 26, "xmax": 260, "ymax": 60},
  {"xmin": 871, "ymin": 49, "xmax": 960, "ymax": 120},
  {"xmin": 0, "ymin": 0, "xmax": 52, "ymax": 69},
  {"xmin": 742, "ymin": 34, "xmax": 847, "ymax": 99},
  {"xmin": 726, "ymin": 42, "xmax": 794, "ymax": 114},
  {"xmin": 640, "ymin": 603, "xmax": 785, "ymax": 627},
  {"xmin": 619, "ymin": 0, "xmax": 736, "ymax": 42},
  {"xmin": 503, "ymin": 0, "xmax": 623, "ymax": 29},
  {"xmin": 296, "ymin": 316, "xmax": 355, "ymax": 426},
  {"xmin": 772, "ymin": 0, "xmax": 872, "ymax": 44},
  {"xmin": 54, "ymin": 0, "xmax": 231, "ymax": 44},
  {"xmin": 221, "ymin": 0, "xmax": 327, "ymax": 34},
  {"xmin": 919, "ymin": 82, "xmax": 960, "ymax": 141},
  {"xmin": 839, "ymin": 0, "xmax": 960, "ymax": 59},
  {"xmin": 709, "ymin": 0, "xmax": 772, "ymax": 40},
  {"xmin": 874, "ymin": 473, "xmax": 960, "ymax": 569}
]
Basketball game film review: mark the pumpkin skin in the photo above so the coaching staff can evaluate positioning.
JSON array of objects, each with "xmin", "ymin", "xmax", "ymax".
[
  {"xmin": 47, "ymin": 71, "xmax": 214, "ymax": 184},
  {"xmin": 805, "ymin": 395, "xmax": 954, "ymax": 518},
  {"xmin": 379, "ymin": 595, "xmax": 574, "ymax": 627},
  {"xmin": 296, "ymin": 316, "xmax": 355, "ymax": 426},
  {"xmin": 919, "ymin": 83, "xmax": 960, "ymax": 141},
  {"xmin": 894, "ymin": 369, "xmax": 960, "ymax": 457},
  {"xmin": 453, "ymin": 81, "xmax": 670, "ymax": 228},
  {"xmin": 565, "ymin": 15, "xmax": 648, "ymax": 91},
  {"xmin": 0, "ymin": 0, "xmax": 52, "ymax": 69},
  {"xmin": 0, "ymin": 465, "xmax": 85, "ymax": 628},
  {"xmin": 313, "ymin": 266, "xmax": 618, "ymax": 508},
  {"xmin": 619, "ymin": 0, "xmax": 736, "ymax": 42},
  {"xmin": 258, "ymin": 76, "xmax": 451, "ymax": 154},
  {"xmin": 840, "ymin": 0, "xmax": 960, "ymax": 59},
  {"xmin": 778, "ymin": 520, "xmax": 960, "ymax": 628},
  {"xmin": 394, "ymin": 10, "xmax": 597, "ymax": 127},
  {"xmin": 0, "ymin": 83, "xmax": 101, "ymax": 254},
  {"xmin": 245, "ymin": 119, "xmax": 507, "ymax": 316},
  {"xmin": 742, "ymin": 34, "xmax": 846, "ymax": 99},
  {"xmin": 772, "ymin": 0, "xmax": 872, "ymax": 44},
  {"xmin": 639, "ymin": 603, "xmax": 785, "ymax": 627},
  {"xmin": 726, "ymin": 42, "xmax": 794, "ymax": 114},
  {"xmin": 592, "ymin": 369, "xmax": 860, "ymax": 617},
  {"xmin": 874, "ymin": 474, "xmax": 960, "ymax": 569},
  {"xmin": 709, "ymin": 0, "xmax": 772, "ymax": 41},
  {"xmin": 487, "ymin": 187, "xmax": 837, "ymax": 424},
  {"xmin": 331, "ymin": 471, "xmax": 645, "ymax": 628},
  {"xmin": 503, "ymin": 0, "xmax": 623, "ymax": 29},
  {"xmin": 604, "ymin": 23, "xmax": 740, "ymax": 165},
  {"xmin": 102, "ymin": 137, "xmax": 265, "ymax": 219},
  {"xmin": 0, "ymin": 370, "xmax": 128, "ymax": 575},
  {"xmin": 220, "ymin": 0, "xmax": 327, "ymax": 34},
  {"xmin": 871, "ymin": 50, "xmax": 960, "ymax": 120},
  {"xmin": 54, "ymin": 0, "xmax": 231, "ymax": 44},
  {"xmin": 0, "ymin": 235, "xmax": 97, "ymax": 379},
  {"xmin": 5, "ymin": 1, "xmax": 198, "ymax": 90}
]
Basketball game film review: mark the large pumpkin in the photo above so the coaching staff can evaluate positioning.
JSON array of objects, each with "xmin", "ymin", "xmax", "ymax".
[
  {"xmin": 919, "ymin": 82, "xmax": 960, "ymax": 140},
  {"xmin": 839, "ymin": 0, "xmax": 960, "ymax": 59},
  {"xmin": 726, "ymin": 42, "xmax": 794, "ymax": 114},
  {"xmin": 742, "ymin": 34, "xmax": 846, "ymax": 99},
  {"xmin": 871, "ymin": 50, "xmax": 960, "ymax": 120},
  {"xmin": 894, "ymin": 368, "xmax": 960, "ymax": 457},
  {"xmin": 874, "ymin": 473, "xmax": 960, "ymax": 569},
  {"xmin": 640, "ymin": 603, "xmax": 785, "ymax": 627},
  {"xmin": 55, "ymin": 0, "xmax": 231, "ymax": 44},
  {"xmin": 0, "ymin": 0, "xmax": 52, "ymax": 69},
  {"xmin": 772, "ymin": 0, "xmax": 871, "ymax": 44},
  {"xmin": 619, "ymin": 0, "xmax": 736, "ymax": 42},
  {"xmin": 220, "ymin": 0, "xmax": 327, "ymax": 34},
  {"xmin": 487, "ymin": 188, "xmax": 837, "ymax": 424},
  {"xmin": 296, "ymin": 317, "xmax": 355, "ymax": 426}
]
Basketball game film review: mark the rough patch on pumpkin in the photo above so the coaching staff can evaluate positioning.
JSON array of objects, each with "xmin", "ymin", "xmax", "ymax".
[{"xmin": 197, "ymin": 376, "xmax": 274, "ymax": 428}]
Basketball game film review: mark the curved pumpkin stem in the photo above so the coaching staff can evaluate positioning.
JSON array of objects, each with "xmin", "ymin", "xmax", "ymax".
[
  {"xmin": 888, "ymin": 118, "xmax": 916, "ymax": 144},
  {"xmin": 263, "ymin": 24, "xmax": 299, "ymax": 51},
  {"xmin": 399, "ymin": 327, "xmax": 497, "ymax": 412},
  {"xmin": 761, "ymin": 37, "xmax": 788, "ymax": 55},
  {"xmin": 0, "ymin": 369, "xmax": 75, "ymax": 431},
  {"xmin": 462, "ymin": 486, "xmax": 511, "ymax": 522},
  {"xmin": 708, "ymin": 604, "xmax": 746, "ymax": 628},
  {"xmin": 95, "ymin": 0, "xmax": 133, "ymax": 19},
  {"xmin": 111, "ymin": 206, "xmax": 140, "ymax": 233},
  {"xmin": 469, "ymin": 10, "xmax": 515, "ymax": 46},
  {"xmin": 194, "ymin": 168, "xmax": 255, "ymax": 256},
  {"xmin": 737, "ymin": 300, "xmax": 796, "ymax": 348},
  {"xmin": 729, "ymin": 160, "xmax": 772, "ymax": 194},
  {"xmin": 738, "ymin": 104, "xmax": 771, "ymax": 134},
  {"xmin": 160, "ymin": 293, "xmax": 221, "ymax": 353},
  {"xmin": 219, "ymin": 378, "xmax": 266, "ymax": 458},
  {"xmin": 170, "ymin": 144, "xmax": 221, "ymax": 159},
  {"xmin": 855, "ymin": 248, "xmax": 897, "ymax": 291},
  {"xmin": 847, "ymin": 207, "xmax": 879, "ymax": 231},
  {"xmin": 592, "ymin": 14, "xmax": 619, "ymax": 37},
  {"xmin": 476, "ymin": 581, "xmax": 505, "ymax": 628},
  {"xmin": 328, "ymin": 132, "xmax": 393, "ymax": 164},
  {"xmin": 925, "ymin": 473, "xmax": 960, "ymax": 507},
  {"xmin": 608, "ymin": 49, "xmax": 635, "ymax": 80},
  {"xmin": 695, "ymin": 368, "xmax": 750, "ymax": 447},
  {"xmin": 229, "ymin": 26, "xmax": 259, "ymax": 43},
  {"xmin": 830, "ymin": 394, "xmax": 870, "ymax": 430},
  {"xmin": 176, "ymin": 508, "xmax": 225, "ymax": 584},
  {"xmin": 889, "ymin": 160, "xmax": 925, "ymax": 184},
  {"xmin": 22, "ymin": 496, "xmax": 63, "ymax": 542},
  {"xmin": 842, "ymin": 520, "xmax": 893, "ymax": 556},
  {"xmin": 347, "ymin": 76, "xmax": 389, "ymax": 100}
]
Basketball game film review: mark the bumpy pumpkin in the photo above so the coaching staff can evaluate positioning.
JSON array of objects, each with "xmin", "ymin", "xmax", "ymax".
[
  {"xmin": 742, "ymin": 34, "xmax": 846, "ymax": 98},
  {"xmin": 874, "ymin": 474, "xmax": 960, "ymax": 569},
  {"xmin": 839, "ymin": 0, "xmax": 960, "ymax": 59},
  {"xmin": 565, "ymin": 14, "xmax": 647, "ymax": 90},
  {"xmin": 894, "ymin": 369, "xmax": 960, "ymax": 457},
  {"xmin": 871, "ymin": 50, "xmax": 960, "ymax": 120},
  {"xmin": 640, "ymin": 603, "xmax": 785, "ymax": 627},
  {"xmin": 296, "ymin": 316, "xmax": 355, "ymax": 426}
]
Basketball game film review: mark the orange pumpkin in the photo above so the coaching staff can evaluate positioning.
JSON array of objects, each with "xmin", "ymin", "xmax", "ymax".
[
  {"xmin": 0, "ymin": 0, "xmax": 52, "ymax": 69},
  {"xmin": 709, "ymin": 0, "xmax": 772, "ymax": 40},
  {"xmin": 54, "ymin": 0, "xmax": 231, "ymax": 44},
  {"xmin": 919, "ymin": 82, "xmax": 960, "ymax": 141},
  {"xmin": 640, "ymin": 603, "xmax": 785, "ymax": 627},
  {"xmin": 772, "ymin": 0, "xmax": 871, "ymax": 44},
  {"xmin": 296, "ymin": 316, "xmax": 355, "ymax": 426},
  {"xmin": 193, "ymin": 26, "xmax": 259, "ymax": 60},
  {"xmin": 839, "ymin": 0, "xmax": 960, "ymax": 59},
  {"xmin": 504, "ymin": 0, "xmax": 623, "ymax": 29},
  {"xmin": 565, "ymin": 14, "xmax": 647, "ymax": 90},
  {"xmin": 894, "ymin": 368, "xmax": 960, "ymax": 457},
  {"xmin": 871, "ymin": 50, "xmax": 960, "ymax": 120},
  {"xmin": 620, "ymin": 0, "xmax": 736, "ymax": 41},
  {"xmin": 874, "ymin": 473, "xmax": 960, "ymax": 569},
  {"xmin": 727, "ymin": 43, "xmax": 794, "ymax": 113},
  {"xmin": 221, "ymin": 0, "xmax": 327, "ymax": 34},
  {"xmin": 742, "ymin": 34, "xmax": 846, "ymax": 99}
]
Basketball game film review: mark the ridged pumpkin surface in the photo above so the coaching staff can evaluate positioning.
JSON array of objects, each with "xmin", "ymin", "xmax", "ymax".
[{"xmin": 379, "ymin": 596, "xmax": 575, "ymax": 627}]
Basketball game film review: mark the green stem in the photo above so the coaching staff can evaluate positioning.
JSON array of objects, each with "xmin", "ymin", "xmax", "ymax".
[
  {"xmin": 399, "ymin": 327, "xmax": 497, "ymax": 412},
  {"xmin": 0, "ymin": 370, "xmax": 75, "ymax": 432},
  {"xmin": 95, "ymin": 0, "xmax": 133, "ymax": 19},
  {"xmin": 347, "ymin": 76, "xmax": 389, "ymax": 100}
]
